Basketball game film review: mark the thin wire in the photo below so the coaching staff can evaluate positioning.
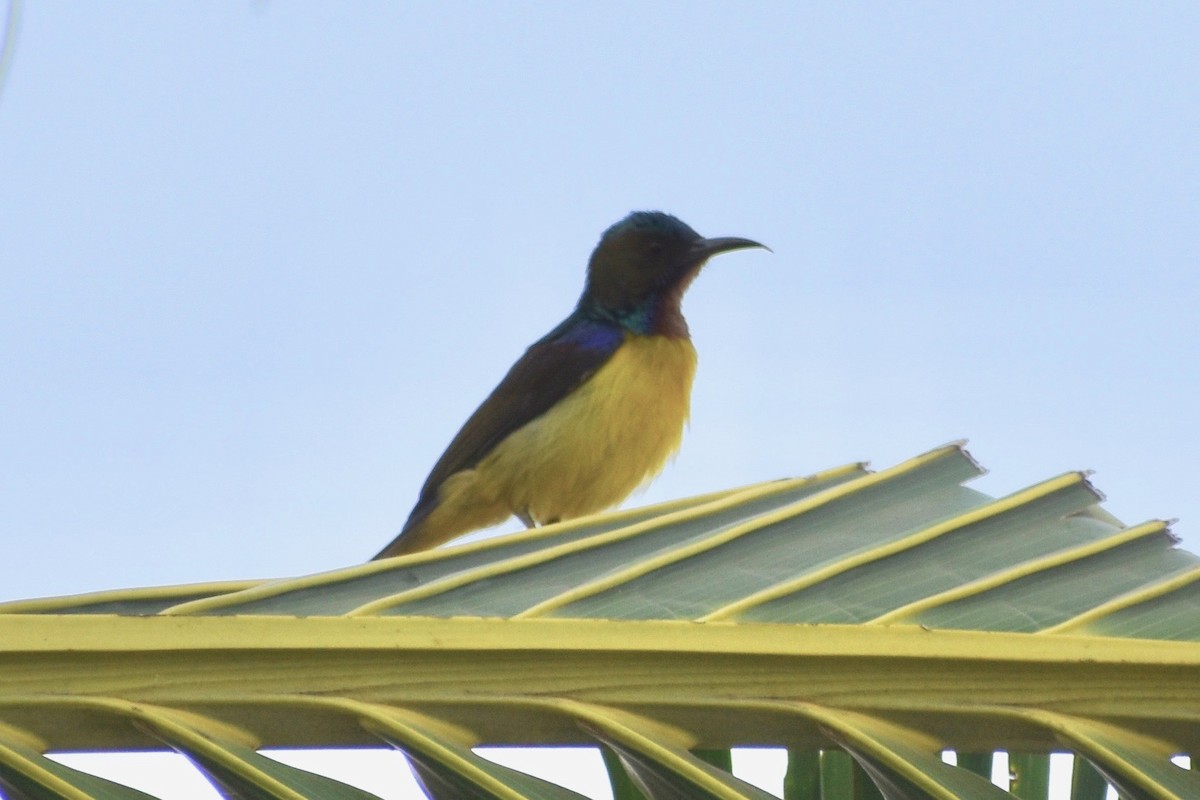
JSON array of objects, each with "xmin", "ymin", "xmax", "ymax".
[{"xmin": 0, "ymin": 0, "xmax": 23, "ymax": 105}]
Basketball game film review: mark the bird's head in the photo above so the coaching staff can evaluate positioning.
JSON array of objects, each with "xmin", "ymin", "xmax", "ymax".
[{"xmin": 580, "ymin": 211, "xmax": 765, "ymax": 334}]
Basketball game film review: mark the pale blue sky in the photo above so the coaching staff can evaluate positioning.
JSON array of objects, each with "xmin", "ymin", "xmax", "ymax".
[
  {"xmin": 5, "ymin": 2, "xmax": 1198, "ymax": 595},
  {"xmin": 1, "ymin": 4, "xmax": 1197, "ymax": 796}
]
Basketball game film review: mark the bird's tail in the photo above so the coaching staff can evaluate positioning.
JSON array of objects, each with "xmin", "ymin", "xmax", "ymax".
[
  {"xmin": 371, "ymin": 499, "xmax": 439, "ymax": 560},
  {"xmin": 371, "ymin": 485, "xmax": 510, "ymax": 560}
]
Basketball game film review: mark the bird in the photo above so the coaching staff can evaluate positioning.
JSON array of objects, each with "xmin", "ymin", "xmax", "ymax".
[{"xmin": 373, "ymin": 211, "xmax": 766, "ymax": 559}]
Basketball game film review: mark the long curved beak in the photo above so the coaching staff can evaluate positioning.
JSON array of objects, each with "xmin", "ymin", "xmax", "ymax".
[{"xmin": 691, "ymin": 236, "xmax": 771, "ymax": 260}]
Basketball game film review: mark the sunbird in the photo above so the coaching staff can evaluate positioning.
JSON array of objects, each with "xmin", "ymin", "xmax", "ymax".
[{"xmin": 373, "ymin": 211, "xmax": 766, "ymax": 559}]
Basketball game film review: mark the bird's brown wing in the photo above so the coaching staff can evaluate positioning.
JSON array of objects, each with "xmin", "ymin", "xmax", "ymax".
[{"xmin": 408, "ymin": 316, "xmax": 624, "ymax": 522}]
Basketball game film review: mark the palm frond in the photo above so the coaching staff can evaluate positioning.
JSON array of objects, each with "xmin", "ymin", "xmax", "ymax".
[{"xmin": 2, "ymin": 444, "xmax": 1197, "ymax": 799}]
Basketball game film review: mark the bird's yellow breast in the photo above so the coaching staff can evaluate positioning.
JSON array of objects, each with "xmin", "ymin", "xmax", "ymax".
[{"xmin": 472, "ymin": 334, "xmax": 698, "ymax": 524}]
